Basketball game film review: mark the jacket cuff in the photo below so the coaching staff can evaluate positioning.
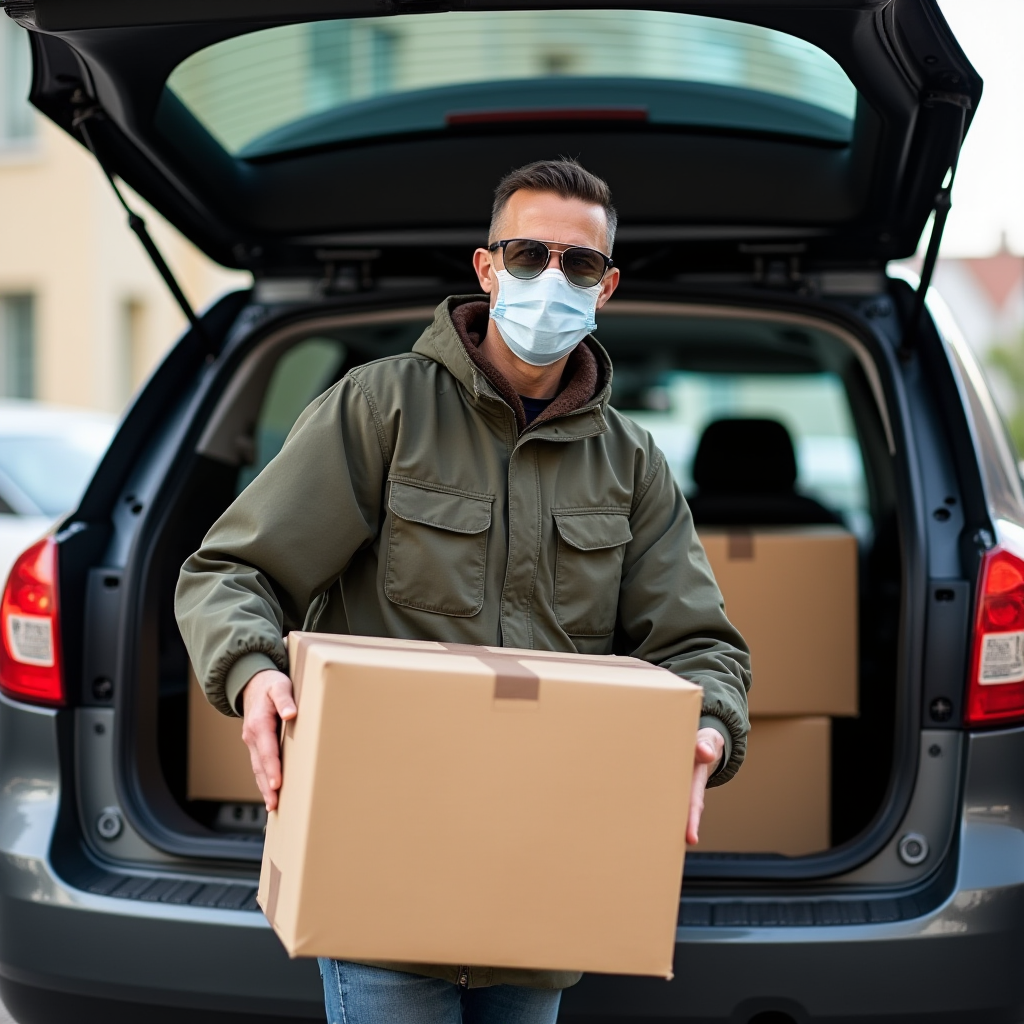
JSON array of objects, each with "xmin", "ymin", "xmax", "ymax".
[
  {"xmin": 698, "ymin": 714, "xmax": 733, "ymax": 778},
  {"xmin": 224, "ymin": 651, "xmax": 281, "ymax": 717}
]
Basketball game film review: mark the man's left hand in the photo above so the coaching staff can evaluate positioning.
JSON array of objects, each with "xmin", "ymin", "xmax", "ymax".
[{"xmin": 688, "ymin": 727, "xmax": 726, "ymax": 846}]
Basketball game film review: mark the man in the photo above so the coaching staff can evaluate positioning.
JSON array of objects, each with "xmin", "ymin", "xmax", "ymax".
[{"xmin": 176, "ymin": 158, "xmax": 750, "ymax": 1024}]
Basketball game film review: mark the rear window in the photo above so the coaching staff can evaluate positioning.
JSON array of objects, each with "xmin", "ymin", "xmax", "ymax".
[{"xmin": 166, "ymin": 10, "xmax": 858, "ymax": 158}]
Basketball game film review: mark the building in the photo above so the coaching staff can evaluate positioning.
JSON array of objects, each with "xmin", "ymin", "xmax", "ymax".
[
  {"xmin": 0, "ymin": 16, "xmax": 248, "ymax": 415},
  {"xmin": 930, "ymin": 248, "xmax": 1024, "ymax": 357}
]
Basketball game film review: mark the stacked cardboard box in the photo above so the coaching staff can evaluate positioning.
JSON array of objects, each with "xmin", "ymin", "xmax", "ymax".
[
  {"xmin": 187, "ymin": 663, "xmax": 261, "ymax": 804},
  {"xmin": 694, "ymin": 527, "xmax": 858, "ymax": 856}
]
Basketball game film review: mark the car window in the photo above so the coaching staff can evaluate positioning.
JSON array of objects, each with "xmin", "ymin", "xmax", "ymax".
[
  {"xmin": 236, "ymin": 337, "xmax": 348, "ymax": 494},
  {"xmin": 619, "ymin": 371, "xmax": 871, "ymax": 539},
  {"xmin": 0, "ymin": 431, "xmax": 113, "ymax": 517},
  {"xmin": 166, "ymin": 10, "xmax": 858, "ymax": 158}
]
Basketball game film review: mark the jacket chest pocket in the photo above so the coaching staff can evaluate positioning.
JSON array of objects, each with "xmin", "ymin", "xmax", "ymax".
[
  {"xmin": 553, "ymin": 511, "xmax": 632, "ymax": 637},
  {"xmin": 384, "ymin": 480, "xmax": 493, "ymax": 617}
]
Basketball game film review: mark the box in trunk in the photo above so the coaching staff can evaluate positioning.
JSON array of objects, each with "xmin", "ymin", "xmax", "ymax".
[
  {"xmin": 698, "ymin": 527, "xmax": 858, "ymax": 717},
  {"xmin": 693, "ymin": 716, "xmax": 831, "ymax": 857},
  {"xmin": 257, "ymin": 634, "xmax": 703, "ymax": 976},
  {"xmin": 187, "ymin": 664, "xmax": 260, "ymax": 804}
]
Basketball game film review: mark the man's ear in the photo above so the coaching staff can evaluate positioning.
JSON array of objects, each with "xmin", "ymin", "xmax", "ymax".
[
  {"xmin": 595, "ymin": 266, "xmax": 620, "ymax": 311},
  {"xmin": 473, "ymin": 248, "xmax": 497, "ymax": 295}
]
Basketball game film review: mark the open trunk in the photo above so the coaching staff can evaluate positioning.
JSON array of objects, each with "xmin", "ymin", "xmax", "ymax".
[{"xmin": 114, "ymin": 280, "xmax": 908, "ymax": 882}]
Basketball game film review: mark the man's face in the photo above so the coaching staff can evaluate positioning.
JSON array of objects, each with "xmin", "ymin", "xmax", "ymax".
[{"xmin": 473, "ymin": 189, "xmax": 620, "ymax": 311}]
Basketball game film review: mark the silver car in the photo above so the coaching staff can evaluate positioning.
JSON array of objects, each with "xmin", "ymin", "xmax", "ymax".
[{"xmin": 1, "ymin": 2, "xmax": 1020, "ymax": 1022}]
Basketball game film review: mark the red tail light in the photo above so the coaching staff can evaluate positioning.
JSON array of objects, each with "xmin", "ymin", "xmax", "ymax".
[
  {"xmin": 966, "ymin": 546, "xmax": 1024, "ymax": 726},
  {"xmin": 0, "ymin": 537, "xmax": 64, "ymax": 706}
]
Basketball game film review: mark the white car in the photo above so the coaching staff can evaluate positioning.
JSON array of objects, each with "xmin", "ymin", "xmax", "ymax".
[{"xmin": 0, "ymin": 402, "xmax": 115, "ymax": 585}]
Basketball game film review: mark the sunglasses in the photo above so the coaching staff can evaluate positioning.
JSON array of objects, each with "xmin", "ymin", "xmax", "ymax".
[{"xmin": 488, "ymin": 238, "xmax": 613, "ymax": 289}]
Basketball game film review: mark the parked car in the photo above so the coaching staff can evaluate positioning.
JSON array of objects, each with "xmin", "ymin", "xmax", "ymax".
[
  {"xmin": 0, "ymin": 401, "xmax": 113, "ymax": 584},
  {"xmin": 2, "ymin": 2, "xmax": 1021, "ymax": 1023}
]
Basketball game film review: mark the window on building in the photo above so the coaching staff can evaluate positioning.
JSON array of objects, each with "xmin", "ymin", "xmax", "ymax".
[
  {"xmin": 0, "ymin": 16, "xmax": 35, "ymax": 145},
  {"xmin": 0, "ymin": 295, "xmax": 35, "ymax": 399}
]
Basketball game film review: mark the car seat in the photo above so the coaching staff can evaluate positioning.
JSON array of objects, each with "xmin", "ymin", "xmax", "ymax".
[{"xmin": 686, "ymin": 418, "xmax": 843, "ymax": 527}]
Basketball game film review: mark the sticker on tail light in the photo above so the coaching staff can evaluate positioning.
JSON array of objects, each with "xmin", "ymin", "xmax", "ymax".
[
  {"xmin": 7, "ymin": 614, "xmax": 55, "ymax": 667},
  {"xmin": 978, "ymin": 630, "xmax": 1024, "ymax": 684}
]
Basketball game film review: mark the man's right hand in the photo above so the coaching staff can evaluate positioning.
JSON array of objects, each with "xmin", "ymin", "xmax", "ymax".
[{"xmin": 241, "ymin": 669, "xmax": 297, "ymax": 811}]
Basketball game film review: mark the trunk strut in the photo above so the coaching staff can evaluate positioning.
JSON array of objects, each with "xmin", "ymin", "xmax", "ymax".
[
  {"xmin": 901, "ymin": 92, "xmax": 971, "ymax": 358},
  {"xmin": 71, "ymin": 98, "xmax": 213, "ymax": 352}
]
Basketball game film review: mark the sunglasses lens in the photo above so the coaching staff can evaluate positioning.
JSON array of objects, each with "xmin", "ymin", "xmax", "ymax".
[
  {"xmin": 502, "ymin": 239, "xmax": 550, "ymax": 279},
  {"xmin": 562, "ymin": 247, "xmax": 606, "ymax": 288}
]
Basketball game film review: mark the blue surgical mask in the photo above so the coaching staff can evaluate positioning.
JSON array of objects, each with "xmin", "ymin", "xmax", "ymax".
[{"xmin": 489, "ymin": 268, "xmax": 598, "ymax": 366}]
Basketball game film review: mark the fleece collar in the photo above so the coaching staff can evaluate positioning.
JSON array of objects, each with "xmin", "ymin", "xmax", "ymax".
[{"xmin": 413, "ymin": 295, "xmax": 613, "ymax": 435}]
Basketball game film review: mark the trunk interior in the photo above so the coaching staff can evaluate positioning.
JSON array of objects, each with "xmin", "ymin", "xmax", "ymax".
[{"xmin": 134, "ymin": 289, "xmax": 903, "ymax": 873}]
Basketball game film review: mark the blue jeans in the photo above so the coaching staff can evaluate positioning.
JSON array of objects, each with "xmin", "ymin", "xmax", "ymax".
[{"xmin": 318, "ymin": 960, "xmax": 562, "ymax": 1024}]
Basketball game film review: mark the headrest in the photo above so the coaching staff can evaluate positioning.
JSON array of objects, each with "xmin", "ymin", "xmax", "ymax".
[{"xmin": 692, "ymin": 418, "xmax": 798, "ymax": 494}]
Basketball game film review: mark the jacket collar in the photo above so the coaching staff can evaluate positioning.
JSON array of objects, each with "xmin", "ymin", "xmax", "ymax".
[{"xmin": 412, "ymin": 295, "xmax": 614, "ymax": 438}]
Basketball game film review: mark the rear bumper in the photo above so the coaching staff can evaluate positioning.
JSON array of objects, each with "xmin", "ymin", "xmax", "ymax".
[{"xmin": 3, "ymin": 694, "xmax": 1023, "ymax": 1023}]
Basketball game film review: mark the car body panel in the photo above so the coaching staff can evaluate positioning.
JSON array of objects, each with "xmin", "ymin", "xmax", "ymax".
[{"xmin": 2, "ymin": 688, "xmax": 1023, "ymax": 1022}]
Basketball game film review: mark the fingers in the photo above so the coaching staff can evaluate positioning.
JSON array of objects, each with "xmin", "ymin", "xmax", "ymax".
[
  {"xmin": 687, "ymin": 764, "xmax": 709, "ymax": 846},
  {"xmin": 694, "ymin": 739, "xmax": 719, "ymax": 764},
  {"xmin": 243, "ymin": 704, "xmax": 284, "ymax": 811},
  {"xmin": 269, "ymin": 674, "xmax": 297, "ymax": 721},
  {"xmin": 241, "ymin": 670, "xmax": 295, "ymax": 812}
]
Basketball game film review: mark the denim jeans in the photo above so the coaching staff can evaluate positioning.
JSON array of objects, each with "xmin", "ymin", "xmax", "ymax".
[{"xmin": 318, "ymin": 960, "xmax": 562, "ymax": 1024}]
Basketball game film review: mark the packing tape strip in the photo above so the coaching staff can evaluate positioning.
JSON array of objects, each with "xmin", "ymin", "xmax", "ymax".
[
  {"xmin": 285, "ymin": 634, "xmax": 661, "ymax": 703},
  {"xmin": 265, "ymin": 860, "xmax": 282, "ymax": 926}
]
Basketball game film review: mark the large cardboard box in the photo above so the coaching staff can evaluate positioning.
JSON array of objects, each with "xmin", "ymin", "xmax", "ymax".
[
  {"xmin": 698, "ymin": 528, "xmax": 858, "ymax": 717},
  {"xmin": 258, "ymin": 634, "xmax": 703, "ymax": 977},
  {"xmin": 693, "ymin": 717, "xmax": 831, "ymax": 857},
  {"xmin": 187, "ymin": 664, "xmax": 261, "ymax": 804}
]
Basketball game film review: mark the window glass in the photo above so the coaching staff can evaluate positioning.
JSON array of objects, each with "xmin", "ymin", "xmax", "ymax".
[
  {"xmin": 167, "ymin": 10, "xmax": 857, "ymax": 157},
  {"xmin": 0, "ymin": 430, "xmax": 113, "ymax": 517},
  {"xmin": 0, "ymin": 18, "xmax": 34, "ymax": 144},
  {"xmin": 0, "ymin": 295, "xmax": 35, "ymax": 399},
  {"xmin": 236, "ymin": 338, "xmax": 348, "ymax": 493},
  {"xmin": 621, "ymin": 372, "xmax": 871, "ymax": 538}
]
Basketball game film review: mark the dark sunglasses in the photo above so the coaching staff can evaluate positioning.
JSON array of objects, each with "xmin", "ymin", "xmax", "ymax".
[{"xmin": 488, "ymin": 238, "xmax": 613, "ymax": 289}]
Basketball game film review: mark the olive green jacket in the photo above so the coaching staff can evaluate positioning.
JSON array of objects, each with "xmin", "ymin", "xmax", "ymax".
[{"xmin": 175, "ymin": 296, "xmax": 751, "ymax": 990}]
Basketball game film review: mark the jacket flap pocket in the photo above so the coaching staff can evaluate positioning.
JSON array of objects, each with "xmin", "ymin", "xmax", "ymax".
[
  {"xmin": 389, "ymin": 481, "xmax": 492, "ymax": 534},
  {"xmin": 553, "ymin": 511, "xmax": 632, "ymax": 551}
]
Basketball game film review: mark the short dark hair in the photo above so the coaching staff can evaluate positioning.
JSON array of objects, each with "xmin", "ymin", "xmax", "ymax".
[{"xmin": 489, "ymin": 158, "xmax": 618, "ymax": 251}]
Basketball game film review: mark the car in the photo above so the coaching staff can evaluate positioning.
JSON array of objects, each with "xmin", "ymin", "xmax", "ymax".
[
  {"xmin": 1, "ymin": 2, "xmax": 1019, "ymax": 1022},
  {"xmin": 0, "ymin": 401, "xmax": 114, "ymax": 584}
]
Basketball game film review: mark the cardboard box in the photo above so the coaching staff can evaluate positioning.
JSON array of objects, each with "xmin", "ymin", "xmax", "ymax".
[
  {"xmin": 693, "ymin": 717, "xmax": 831, "ymax": 857},
  {"xmin": 258, "ymin": 635, "xmax": 703, "ymax": 977},
  {"xmin": 187, "ymin": 664, "xmax": 261, "ymax": 804},
  {"xmin": 698, "ymin": 527, "xmax": 858, "ymax": 717}
]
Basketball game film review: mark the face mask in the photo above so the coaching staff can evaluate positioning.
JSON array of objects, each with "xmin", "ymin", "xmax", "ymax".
[{"xmin": 489, "ymin": 268, "xmax": 598, "ymax": 366}]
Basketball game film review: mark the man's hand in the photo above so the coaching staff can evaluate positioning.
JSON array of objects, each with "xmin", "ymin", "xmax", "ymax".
[
  {"xmin": 241, "ymin": 669, "xmax": 297, "ymax": 812},
  {"xmin": 687, "ymin": 726, "xmax": 726, "ymax": 846}
]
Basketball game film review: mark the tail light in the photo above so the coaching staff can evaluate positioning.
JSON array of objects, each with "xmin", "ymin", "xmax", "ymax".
[
  {"xmin": 966, "ymin": 546, "xmax": 1024, "ymax": 726},
  {"xmin": 0, "ymin": 537, "xmax": 64, "ymax": 706}
]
